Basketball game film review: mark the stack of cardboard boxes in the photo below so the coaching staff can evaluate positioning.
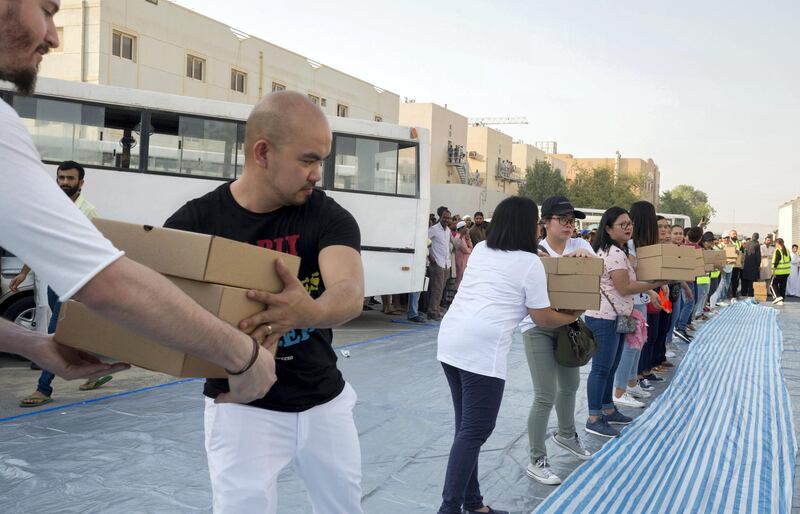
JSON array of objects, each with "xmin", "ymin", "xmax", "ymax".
[
  {"xmin": 635, "ymin": 244, "xmax": 698, "ymax": 281},
  {"xmin": 725, "ymin": 246, "xmax": 743, "ymax": 267},
  {"xmin": 541, "ymin": 257, "xmax": 604, "ymax": 310},
  {"xmin": 703, "ymin": 250, "xmax": 727, "ymax": 272},
  {"xmin": 54, "ymin": 219, "xmax": 300, "ymax": 378}
]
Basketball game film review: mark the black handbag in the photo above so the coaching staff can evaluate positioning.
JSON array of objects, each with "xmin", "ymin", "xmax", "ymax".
[{"xmin": 554, "ymin": 318, "xmax": 597, "ymax": 367}]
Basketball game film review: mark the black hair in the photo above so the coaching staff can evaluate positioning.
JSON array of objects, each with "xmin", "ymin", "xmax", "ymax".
[
  {"xmin": 656, "ymin": 215, "xmax": 665, "ymax": 221},
  {"xmin": 671, "ymin": 224, "xmax": 683, "ymax": 230},
  {"xmin": 687, "ymin": 226, "xmax": 703, "ymax": 243},
  {"xmin": 474, "ymin": 211, "xmax": 484, "ymax": 218},
  {"xmin": 485, "ymin": 196, "xmax": 539, "ymax": 253},
  {"xmin": 436, "ymin": 206, "xmax": 449, "ymax": 217},
  {"xmin": 793, "ymin": 244, "xmax": 798, "ymax": 250},
  {"xmin": 629, "ymin": 201, "xmax": 658, "ymax": 248},
  {"xmin": 592, "ymin": 207, "xmax": 630, "ymax": 254},
  {"xmin": 57, "ymin": 160, "xmax": 85, "ymax": 180},
  {"xmin": 775, "ymin": 238, "xmax": 788, "ymax": 260}
]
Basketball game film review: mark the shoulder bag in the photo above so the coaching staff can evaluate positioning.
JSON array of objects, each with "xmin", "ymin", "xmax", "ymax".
[{"xmin": 601, "ymin": 288, "xmax": 638, "ymax": 334}]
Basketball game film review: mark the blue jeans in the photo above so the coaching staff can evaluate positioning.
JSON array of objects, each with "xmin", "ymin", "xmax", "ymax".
[
  {"xmin": 36, "ymin": 287, "xmax": 61, "ymax": 396},
  {"xmin": 717, "ymin": 272, "xmax": 731, "ymax": 301},
  {"xmin": 614, "ymin": 304, "xmax": 646, "ymax": 390},
  {"xmin": 407, "ymin": 291, "xmax": 420, "ymax": 319},
  {"xmin": 439, "ymin": 363, "xmax": 505, "ymax": 514},
  {"xmin": 677, "ymin": 288, "xmax": 694, "ymax": 331},
  {"xmin": 665, "ymin": 294, "xmax": 682, "ymax": 344},
  {"xmin": 585, "ymin": 316, "xmax": 625, "ymax": 416},
  {"xmin": 693, "ymin": 282, "xmax": 710, "ymax": 318}
]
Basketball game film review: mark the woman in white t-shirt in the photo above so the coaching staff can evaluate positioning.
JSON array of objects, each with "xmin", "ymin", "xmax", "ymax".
[
  {"xmin": 583, "ymin": 207, "xmax": 667, "ymax": 439},
  {"xmin": 436, "ymin": 197, "xmax": 582, "ymax": 514},
  {"xmin": 519, "ymin": 196, "xmax": 596, "ymax": 486}
]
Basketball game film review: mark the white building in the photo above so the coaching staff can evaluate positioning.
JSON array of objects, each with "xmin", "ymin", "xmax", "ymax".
[
  {"xmin": 41, "ymin": 0, "xmax": 399, "ymax": 123},
  {"xmin": 779, "ymin": 198, "xmax": 800, "ymax": 248}
]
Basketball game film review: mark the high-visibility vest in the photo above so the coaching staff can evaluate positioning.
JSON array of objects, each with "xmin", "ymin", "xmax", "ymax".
[
  {"xmin": 774, "ymin": 251, "xmax": 791, "ymax": 275},
  {"xmin": 734, "ymin": 240, "xmax": 742, "ymax": 250},
  {"xmin": 696, "ymin": 275, "xmax": 711, "ymax": 285},
  {"xmin": 710, "ymin": 270, "xmax": 721, "ymax": 279}
]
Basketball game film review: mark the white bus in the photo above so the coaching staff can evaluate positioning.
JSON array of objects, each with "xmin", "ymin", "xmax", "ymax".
[
  {"xmin": 1, "ymin": 78, "xmax": 430, "ymax": 298},
  {"xmin": 575, "ymin": 208, "xmax": 691, "ymax": 231}
]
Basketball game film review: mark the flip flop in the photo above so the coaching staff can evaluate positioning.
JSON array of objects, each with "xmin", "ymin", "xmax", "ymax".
[
  {"xmin": 79, "ymin": 375, "xmax": 113, "ymax": 391},
  {"xmin": 19, "ymin": 395, "xmax": 53, "ymax": 408}
]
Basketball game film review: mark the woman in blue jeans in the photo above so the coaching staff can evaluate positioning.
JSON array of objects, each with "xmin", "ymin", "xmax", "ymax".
[
  {"xmin": 583, "ymin": 207, "xmax": 667, "ymax": 438},
  {"xmin": 436, "ymin": 197, "xmax": 582, "ymax": 514}
]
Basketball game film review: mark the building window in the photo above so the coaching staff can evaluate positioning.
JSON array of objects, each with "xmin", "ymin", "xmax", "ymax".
[
  {"xmin": 337, "ymin": 104, "xmax": 349, "ymax": 118},
  {"xmin": 54, "ymin": 27, "xmax": 64, "ymax": 52},
  {"xmin": 321, "ymin": 98, "xmax": 327, "ymax": 107},
  {"xmin": 271, "ymin": 81, "xmax": 286, "ymax": 92},
  {"xmin": 374, "ymin": 115, "xmax": 383, "ymax": 122},
  {"xmin": 186, "ymin": 54, "xmax": 205, "ymax": 81},
  {"xmin": 112, "ymin": 30, "xmax": 136, "ymax": 61},
  {"xmin": 230, "ymin": 69, "xmax": 247, "ymax": 93}
]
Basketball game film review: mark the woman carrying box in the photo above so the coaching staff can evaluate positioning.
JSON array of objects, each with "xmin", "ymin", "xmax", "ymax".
[
  {"xmin": 520, "ymin": 196, "xmax": 596, "ymax": 485},
  {"xmin": 436, "ymin": 197, "xmax": 582, "ymax": 514},
  {"xmin": 584, "ymin": 207, "xmax": 667, "ymax": 438}
]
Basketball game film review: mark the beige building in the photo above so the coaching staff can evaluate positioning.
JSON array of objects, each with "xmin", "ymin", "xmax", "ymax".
[
  {"xmin": 41, "ymin": 0, "xmax": 399, "ymax": 122},
  {"xmin": 467, "ymin": 125, "xmax": 521, "ymax": 195},
  {"xmin": 399, "ymin": 102, "xmax": 469, "ymax": 185},
  {"xmin": 511, "ymin": 142, "xmax": 568, "ymax": 179},
  {"xmin": 554, "ymin": 151, "xmax": 661, "ymax": 205}
]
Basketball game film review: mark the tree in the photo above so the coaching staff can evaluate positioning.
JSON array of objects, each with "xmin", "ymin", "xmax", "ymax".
[
  {"xmin": 566, "ymin": 166, "xmax": 641, "ymax": 209},
  {"xmin": 517, "ymin": 160, "xmax": 567, "ymax": 204},
  {"xmin": 659, "ymin": 185, "xmax": 716, "ymax": 226}
]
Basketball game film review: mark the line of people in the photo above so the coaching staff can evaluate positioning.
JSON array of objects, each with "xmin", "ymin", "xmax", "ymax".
[{"xmin": 432, "ymin": 195, "xmax": 754, "ymax": 514}]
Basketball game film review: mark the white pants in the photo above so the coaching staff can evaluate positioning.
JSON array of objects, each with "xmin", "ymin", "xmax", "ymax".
[{"xmin": 204, "ymin": 383, "xmax": 363, "ymax": 514}]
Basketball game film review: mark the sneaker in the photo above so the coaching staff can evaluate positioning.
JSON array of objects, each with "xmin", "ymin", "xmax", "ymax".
[
  {"xmin": 552, "ymin": 432, "xmax": 593, "ymax": 461},
  {"xmin": 638, "ymin": 378, "xmax": 655, "ymax": 391},
  {"xmin": 777, "ymin": 301, "xmax": 785, "ymax": 306},
  {"xmin": 717, "ymin": 301, "xmax": 729, "ymax": 307},
  {"xmin": 585, "ymin": 417, "xmax": 620, "ymax": 438},
  {"xmin": 407, "ymin": 315, "xmax": 427, "ymax": 323},
  {"xmin": 643, "ymin": 373, "xmax": 665, "ymax": 382},
  {"xmin": 604, "ymin": 409, "xmax": 633, "ymax": 425},
  {"xmin": 772, "ymin": 296, "xmax": 784, "ymax": 305},
  {"xmin": 613, "ymin": 392, "xmax": 646, "ymax": 408},
  {"xmin": 627, "ymin": 384, "xmax": 652, "ymax": 399},
  {"xmin": 463, "ymin": 506, "xmax": 509, "ymax": 514},
  {"xmin": 665, "ymin": 350, "xmax": 676, "ymax": 358},
  {"xmin": 526, "ymin": 456, "xmax": 562, "ymax": 485}
]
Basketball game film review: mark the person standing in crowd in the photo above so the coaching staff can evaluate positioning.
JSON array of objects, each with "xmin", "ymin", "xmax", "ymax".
[
  {"xmin": 0, "ymin": 0, "xmax": 276, "ymax": 400},
  {"xmin": 463, "ymin": 215, "xmax": 474, "ymax": 229},
  {"xmin": 469, "ymin": 211, "xmax": 489, "ymax": 245},
  {"xmin": 741, "ymin": 233, "xmax": 762, "ymax": 297},
  {"xmin": 675, "ymin": 227, "xmax": 704, "ymax": 338},
  {"xmin": 454, "ymin": 221, "xmax": 473, "ymax": 290},
  {"xmin": 521, "ymin": 196, "xmax": 594, "ymax": 486},
  {"xmin": 700, "ymin": 231, "xmax": 720, "ymax": 312},
  {"xmin": 614, "ymin": 201, "xmax": 662, "ymax": 402},
  {"xmin": 719, "ymin": 233, "xmax": 736, "ymax": 301},
  {"xmin": 585, "ymin": 207, "xmax": 667, "ymax": 438},
  {"xmin": 165, "ymin": 92, "xmax": 365, "ymax": 513},
  {"xmin": 771, "ymin": 238, "xmax": 791, "ymax": 305},
  {"xmin": 436, "ymin": 196, "xmax": 582, "ymax": 514},
  {"xmin": 761, "ymin": 235, "xmax": 776, "ymax": 295},
  {"xmin": 729, "ymin": 229, "xmax": 743, "ymax": 298},
  {"xmin": 428, "ymin": 207, "xmax": 452, "ymax": 321},
  {"xmin": 13, "ymin": 161, "xmax": 114, "ymax": 407},
  {"xmin": 788, "ymin": 244, "xmax": 800, "ymax": 298},
  {"xmin": 666, "ymin": 225, "xmax": 694, "ymax": 345}
]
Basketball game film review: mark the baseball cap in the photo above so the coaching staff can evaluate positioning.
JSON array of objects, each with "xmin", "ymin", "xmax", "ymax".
[
  {"xmin": 702, "ymin": 231, "xmax": 715, "ymax": 242},
  {"xmin": 541, "ymin": 196, "xmax": 586, "ymax": 219},
  {"xmin": 456, "ymin": 221, "xmax": 467, "ymax": 230},
  {"xmin": 721, "ymin": 232, "xmax": 730, "ymax": 238}
]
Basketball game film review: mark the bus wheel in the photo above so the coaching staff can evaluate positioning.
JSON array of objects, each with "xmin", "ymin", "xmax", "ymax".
[{"xmin": 2, "ymin": 296, "xmax": 36, "ymax": 331}]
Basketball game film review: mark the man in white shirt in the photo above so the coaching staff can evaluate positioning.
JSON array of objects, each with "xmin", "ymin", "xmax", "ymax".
[
  {"xmin": 427, "ymin": 206, "xmax": 452, "ymax": 321},
  {"xmin": 0, "ymin": 0, "xmax": 275, "ymax": 402}
]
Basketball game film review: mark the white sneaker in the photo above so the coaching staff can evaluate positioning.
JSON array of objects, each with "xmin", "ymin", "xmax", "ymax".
[
  {"xmin": 772, "ymin": 296, "xmax": 784, "ymax": 305},
  {"xmin": 777, "ymin": 301, "xmax": 785, "ymax": 306},
  {"xmin": 627, "ymin": 384, "xmax": 652, "ymax": 399},
  {"xmin": 526, "ymin": 456, "xmax": 562, "ymax": 485},
  {"xmin": 718, "ymin": 301, "xmax": 729, "ymax": 307},
  {"xmin": 665, "ymin": 350, "xmax": 676, "ymax": 358},
  {"xmin": 613, "ymin": 392, "xmax": 646, "ymax": 408}
]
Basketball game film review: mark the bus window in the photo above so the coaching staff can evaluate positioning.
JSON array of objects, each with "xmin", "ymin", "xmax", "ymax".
[
  {"xmin": 148, "ymin": 112, "xmax": 242, "ymax": 179},
  {"xmin": 12, "ymin": 96, "xmax": 141, "ymax": 169},
  {"xmin": 333, "ymin": 135, "xmax": 417, "ymax": 196}
]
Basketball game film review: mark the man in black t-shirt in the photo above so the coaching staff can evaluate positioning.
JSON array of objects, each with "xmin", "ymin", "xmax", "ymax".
[{"xmin": 166, "ymin": 91, "xmax": 365, "ymax": 513}]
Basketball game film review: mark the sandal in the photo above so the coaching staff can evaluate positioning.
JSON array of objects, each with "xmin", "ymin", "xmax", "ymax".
[
  {"xmin": 19, "ymin": 394, "xmax": 53, "ymax": 408},
  {"xmin": 79, "ymin": 375, "xmax": 113, "ymax": 391}
]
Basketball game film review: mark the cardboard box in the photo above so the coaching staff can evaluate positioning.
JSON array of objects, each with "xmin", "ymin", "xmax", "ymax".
[
  {"xmin": 54, "ymin": 278, "xmax": 273, "ymax": 378},
  {"xmin": 725, "ymin": 247, "xmax": 744, "ymax": 267},
  {"xmin": 547, "ymin": 292, "xmax": 600, "ymax": 311},
  {"xmin": 540, "ymin": 257, "xmax": 603, "ymax": 309},
  {"xmin": 637, "ymin": 244, "xmax": 697, "ymax": 264},
  {"xmin": 540, "ymin": 257, "xmax": 604, "ymax": 275},
  {"xmin": 94, "ymin": 218, "xmax": 301, "ymax": 292},
  {"xmin": 548, "ymin": 274, "xmax": 600, "ymax": 294},
  {"xmin": 693, "ymin": 250, "xmax": 706, "ymax": 276},
  {"xmin": 753, "ymin": 282, "xmax": 768, "ymax": 301},
  {"xmin": 703, "ymin": 250, "xmax": 727, "ymax": 267},
  {"xmin": 636, "ymin": 258, "xmax": 699, "ymax": 281}
]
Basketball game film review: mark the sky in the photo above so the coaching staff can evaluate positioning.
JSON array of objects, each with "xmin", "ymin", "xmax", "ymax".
[{"xmin": 177, "ymin": 0, "xmax": 799, "ymax": 226}]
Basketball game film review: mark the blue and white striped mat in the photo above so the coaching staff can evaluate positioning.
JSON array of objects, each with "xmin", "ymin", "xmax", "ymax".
[{"xmin": 534, "ymin": 303, "xmax": 797, "ymax": 514}]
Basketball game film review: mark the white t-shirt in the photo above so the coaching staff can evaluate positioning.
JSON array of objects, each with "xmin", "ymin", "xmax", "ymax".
[
  {"xmin": 427, "ymin": 222, "xmax": 451, "ymax": 268},
  {"xmin": 0, "ymin": 100, "xmax": 123, "ymax": 300},
  {"xmin": 519, "ymin": 237, "xmax": 595, "ymax": 334},
  {"xmin": 437, "ymin": 242, "xmax": 550, "ymax": 379}
]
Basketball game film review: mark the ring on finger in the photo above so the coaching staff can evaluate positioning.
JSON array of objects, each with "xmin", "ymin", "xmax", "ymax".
[{"xmin": 266, "ymin": 324, "xmax": 273, "ymax": 336}]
